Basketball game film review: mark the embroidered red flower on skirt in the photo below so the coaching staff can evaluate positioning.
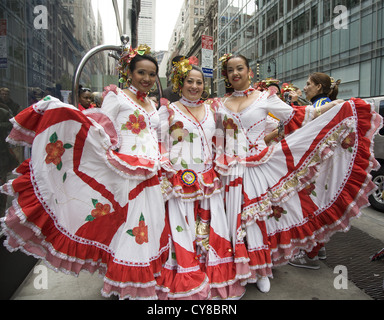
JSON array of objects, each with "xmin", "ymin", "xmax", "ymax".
[
  {"xmin": 304, "ymin": 183, "xmax": 316, "ymax": 196},
  {"xmin": 269, "ymin": 206, "xmax": 287, "ymax": 221},
  {"xmin": 132, "ymin": 220, "xmax": 149, "ymax": 245},
  {"xmin": 45, "ymin": 141, "xmax": 65, "ymax": 166},
  {"xmin": 127, "ymin": 214, "xmax": 149, "ymax": 245},
  {"xmin": 341, "ymin": 132, "xmax": 356, "ymax": 150},
  {"xmin": 91, "ymin": 203, "xmax": 112, "ymax": 219}
]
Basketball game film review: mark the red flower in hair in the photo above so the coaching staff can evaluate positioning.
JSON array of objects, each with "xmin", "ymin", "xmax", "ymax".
[{"xmin": 188, "ymin": 56, "xmax": 199, "ymax": 66}]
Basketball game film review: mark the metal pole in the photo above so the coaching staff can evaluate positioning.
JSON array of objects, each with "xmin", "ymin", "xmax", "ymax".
[
  {"xmin": 72, "ymin": 44, "xmax": 123, "ymax": 107},
  {"xmin": 112, "ymin": 0, "xmax": 123, "ymax": 38}
]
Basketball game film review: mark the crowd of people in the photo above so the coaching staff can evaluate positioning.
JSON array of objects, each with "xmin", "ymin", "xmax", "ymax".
[{"xmin": 0, "ymin": 45, "xmax": 382, "ymax": 300}]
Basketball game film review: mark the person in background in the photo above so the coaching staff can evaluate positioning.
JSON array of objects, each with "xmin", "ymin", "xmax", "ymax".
[
  {"xmin": 28, "ymin": 87, "xmax": 45, "ymax": 106},
  {"xmin": 92, "ymin": 92, "xmax": 103, "ymax": 108},
  {"xmin": 303, "ymin": 72, "xmax": 341, "ymax": 108},
  {"xmin": 0, "ymin": 102, "xmax": 17, "ymax": 217},
  {"xmin": 0, "ymin": 88, "xmax": 20, "ymax": 115},
  {"xmin": 289, "ymin": 72, "xmax": 341, "ymax": 269},
  {"xmin": 78, "ymin": 85, "xmax": 93, "ymax": 110},
  {"xmin": 290, "ymin": 86, "xmax": 311, "ymax": 106}
]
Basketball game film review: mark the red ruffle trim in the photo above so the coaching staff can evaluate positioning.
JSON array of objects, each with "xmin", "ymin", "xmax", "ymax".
[
  {"xmin": 284, "ymin": 105, "xmax": 309, "ymax": 134},
  {"xmin": 206, "ymin": 262, "xmax": 246, "ymax": 300},
  {"xmin": 106, "ymin": 150, "xmax": 158, "ymax": 177},
  {"xmin": 156, "ymin": 268, "xmax": 211, "ymax": 300},
  {"xmin": 205, "ymin": 228, "xmax": 245, "ymax": 299},
  {"xmin": 1, "ymin": 160, "xmax": 169, "ymax": 300}
]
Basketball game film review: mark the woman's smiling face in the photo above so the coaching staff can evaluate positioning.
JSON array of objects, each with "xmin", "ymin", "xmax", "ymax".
[
  {"xmin": 181, "ymin": 69, "xmax": 205, "ymax": 101},
  {"xmin": 226, "ymin": 57, "xmax": 250, "ymax": 90},
  {"xmin": 129, "ymin": 59, "xmax": 158, "ymax": 93}
]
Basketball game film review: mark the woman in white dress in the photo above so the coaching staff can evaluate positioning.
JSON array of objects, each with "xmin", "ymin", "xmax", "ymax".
[
  {"xmin": 0, "ymin": 45, "xmax": 170, "ymax": 300},
  {"xmin": 156, "ymin": 57, "xmax": 244, "ymax": 300},
  {"xmin": 216, "ymin": 53, "xmax": 382, "ymax": 293}
]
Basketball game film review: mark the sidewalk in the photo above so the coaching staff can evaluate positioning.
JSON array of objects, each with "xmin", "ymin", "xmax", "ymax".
[{"xmin": 10, "ymin": 207, "xmax": 384, "ymax": 300}]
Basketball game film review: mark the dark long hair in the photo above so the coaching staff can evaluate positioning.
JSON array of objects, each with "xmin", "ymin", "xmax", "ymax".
[
  {"xmin": 309, "ymin": 72, "xmax": 340, "ymax": 101},
  {"xmin": 129, "ymin": 54, "xmax": 159, "ymax": 75}
]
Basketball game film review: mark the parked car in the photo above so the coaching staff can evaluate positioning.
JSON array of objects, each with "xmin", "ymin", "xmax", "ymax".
[{"xmin": 365, "ymin": 97, "xmax": 384, "ymax": 212}]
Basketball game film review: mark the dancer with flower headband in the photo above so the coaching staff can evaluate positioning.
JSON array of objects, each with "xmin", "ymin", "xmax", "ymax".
[
  {"xmin": 216, "ymin": 53, "xmax": 382, "ymax": 293},
  {"xmin": 156, "ymin": 57, "xmax": 245, "ymax": 299},
  {"xmin": 0, "ymin": 45, "xmax": 170, "ymax": 300}
]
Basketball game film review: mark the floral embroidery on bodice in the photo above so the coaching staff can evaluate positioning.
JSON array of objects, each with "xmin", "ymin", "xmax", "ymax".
[
  {"xmin": 218, "ymin": 91, "xmax": 296, "ymax": 159},
  {"xmin": 102, "ymin": 89, "xmax": 161, "ymax": 163},
  {"xmin": 159, "ymin": 102, "xmax": 216, "ymax": 174}
]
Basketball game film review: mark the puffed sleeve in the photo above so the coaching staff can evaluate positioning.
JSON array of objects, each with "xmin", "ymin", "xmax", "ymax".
[
  {"xmin": 100, "ymin": 91, "xmax": 121, "ymax": 122},
  {"xmin": 266, "ymin": 93, "xmax": 315, "ymax": 135},
  {"xmin": 157, "ymin": 100, "xmax": 176, "ymax": 173}
]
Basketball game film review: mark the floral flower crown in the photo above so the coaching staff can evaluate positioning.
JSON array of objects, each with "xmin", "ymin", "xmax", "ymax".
[
  {"xmin": 171, "ymin": 56, "xmax": 199, "ymax": 93},
  {"xmin": 219, "ymin": 53, "xmax": 233, "ymax": 85},
  {"xmin": 118, "ymin": 44, "xmax": 152, "ymax": 84},
  {"xmin": 330, "ymin": 77, "xmax": 342, "ymax": 89},
  {"xmin": 281, "ymin": 82, "xmax": 295, "ymax": 94},
  {"xmin": 253, "ymin": 78, "xmax": 280, "ymax": 91}
]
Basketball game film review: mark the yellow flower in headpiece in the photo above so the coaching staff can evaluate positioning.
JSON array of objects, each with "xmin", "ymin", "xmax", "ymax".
[
  {"xmin": 179, "ymin": 59, "xmax": 193, "ymax": 74},
  {"xmin": 137, "ymin": 44, "xmax": 151, "ymax": 56},
  {"xmin": 264, "ymin": 78, "xmax": 280, "ymax": 87},
  {"xmin": 118, "ymin": 44, "xmax": 152, "ymax": 84},
  {"xmin": 281, "ymin": 82, "xmax": 295, "ymax": 92},
  {"xmin": 219, "ymin": 53, "xmax": 233, "ymax": 64},
  {"xmin": 171, "ymin": 57, "xmax": 194, "ymax": 94},
  {"xmin": 219, "ymin": 53, "xmax": 233, "ymax": 84}
]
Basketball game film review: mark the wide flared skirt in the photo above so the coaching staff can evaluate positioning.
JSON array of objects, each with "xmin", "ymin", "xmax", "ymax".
[
  {"xmin": 224, "ymin": 98, "xmax": 382, "ymax": 281},
  {"xmin": 156, "ymin": 192, "xmax": 245, "ymax": 300},
  {"xmin": 1, "ymin": 99, "xmax": 169, "ymax": 300}
]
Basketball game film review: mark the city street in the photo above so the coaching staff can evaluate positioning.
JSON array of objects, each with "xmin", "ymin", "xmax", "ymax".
[{"xmin": 6, "ymin": 206, "xmax": 384, "ymax": 301}]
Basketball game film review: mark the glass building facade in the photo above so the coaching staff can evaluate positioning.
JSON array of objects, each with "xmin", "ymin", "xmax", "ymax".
[{"xmin": 217, "ymin": 0, "xmax": 384, "ymax": 99}]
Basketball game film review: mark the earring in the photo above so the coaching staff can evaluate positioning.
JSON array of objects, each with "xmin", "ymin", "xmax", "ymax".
[{"xmin": 201, "ymin": 90, "xmax": 210, "ymax": 100}]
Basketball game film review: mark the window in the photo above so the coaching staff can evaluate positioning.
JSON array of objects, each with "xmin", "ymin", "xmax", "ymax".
[
  {"xmin": 266, "ymin": 31, "xmax": 278, "ymax": 52},
  {"xmin": 286, "ymin": 21, "xmax": 292, "ymax": 42},
  {"xmin": 311, "ymin": 5, "xmax": 318, "ymax": 29},
  {"xmin": 279, "ymin": 0, "xmax": 284, "ymax": 18},
  {"xmin": 292, "ymin": 10, "xmax": 309, "ymax": 39},
  {"xmin": 279, "ymin": 26, "xmax": 283, "ymax": 45},
  {"xmin": 266, "ymin": 4, "xmax": 278, "ymax": 26},
  {"xmin": 323, "ymin": 0, "xmax": 331, "ymax": 23}
]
